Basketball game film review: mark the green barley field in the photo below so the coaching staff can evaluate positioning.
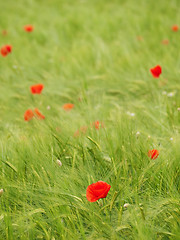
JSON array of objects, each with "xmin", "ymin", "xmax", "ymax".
[{"xmin": 0, "ymin": 0, "xmax": 180, "ymax": 239}]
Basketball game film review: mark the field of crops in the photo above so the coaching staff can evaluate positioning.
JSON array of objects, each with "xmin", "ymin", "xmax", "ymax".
[{"xmin": 0, "ymin": 0, "xmax": 180, "ymax": 239}]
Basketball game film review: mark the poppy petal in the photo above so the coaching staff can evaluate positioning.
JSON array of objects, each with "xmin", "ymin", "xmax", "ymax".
[
  {"xmin": 24, "ymin": 109, "xmax": 34, "ymax": 121},
  {"xmin": 34, "ymin": 108, "xmax": 45, "ymax": 119},
  {"xmin": 148, "ymin": 149, "xmax": 159, "ymax": 160},
  {"xmin": 62, "ymin": 103, "xmax": 74, "ymax": 111}
]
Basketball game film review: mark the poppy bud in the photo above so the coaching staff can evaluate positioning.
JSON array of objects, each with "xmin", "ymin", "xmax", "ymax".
[
  {"xmin": 148, "ymin": 149, "xmax": 159, "ymax": 160},
  {"xmin": 136, "ymin": 131, "xmax": 140, "ymax": 137},
  {"xmin": 0, "ymin": 189, "xmax": 3, "ymax": 197},
  {"xmin": 123, "ymin": 203, "xmax": 130, "ymax": 208},
  {"xmin": 57, "ymin": 160, "xmax": 62, "ymax": 167}
]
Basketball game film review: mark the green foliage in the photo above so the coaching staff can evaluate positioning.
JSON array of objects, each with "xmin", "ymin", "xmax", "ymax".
[{"xmin": 0, "ymin": 0, "xmax": 180, "ymax": 239}]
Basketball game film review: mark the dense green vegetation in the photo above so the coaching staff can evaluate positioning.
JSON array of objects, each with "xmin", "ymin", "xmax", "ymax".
[{"xmin": 0, "ymin": 0, "xmax": 180, "ymax": 239}]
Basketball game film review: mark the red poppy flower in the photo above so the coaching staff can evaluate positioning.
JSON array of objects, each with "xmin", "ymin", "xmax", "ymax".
[
  {"xmin": 137, "ymin": 36, "xmax": 143, "ymax": 41},
  {"xmin": 150, "ymin": 65, "xmax": 162, "ymax": 78},
  {"xmin": 6, "ymin": 45, "xmax": 12, "ymax": 52},
  {"xmin": 92, "ymin": 121, "xmax": 104, "ymax": 130},
  {"xmin": 34, "ymin": 108, "xmax": 45, "ymax": 119},
  {"xmin": 74, "ymin": 129, "xmax": 80, "ymax": 137},
  {"xmin": 94, "ymin": 120, "xmax": 100, "ymax": 129},
  {"xmin": 24, "ymin": 109, "xmax": 34, "ymax": 121},
  {"xmin": 74, "ymin": 126, "xmax": 88, "ymax": 137},
  {"xmin": 30, "ymin": 84, "xmax": 44, "ymax": 94},
  {"xmin": 161, "ymin": 39, "xmax": 169, "ymax": 45},
  {"xmin": 2, "ymin": 30, "xmax": 7, "ymax": 36},
  {"xmin": 24, "ymin": 25, "xmax": 34, "ymax": 32},
  {"xmin": 1, "ymin": 44, "xmax": 12, "ymax": 57},
  {"xmin": 62, "ymin": 103, "xmax": 74, "ymax": 111},
  {"xmin": 171, "ymin": 25, "xmax": 178, "ymax": 32},
  {"xmin": 148, "ymin": 149, "xmax": 159, "ymax": 160},
  {"xmin": 86, "ymin": 181, "xmax": 111, "ymax": 202},
  {"xmin": 80, "ymin": 126, "xmax": 88, "ymax": 134}
]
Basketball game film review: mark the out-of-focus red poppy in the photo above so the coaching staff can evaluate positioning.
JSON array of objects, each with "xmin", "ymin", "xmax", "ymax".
[
  {"xmin": 74, "ymin": 130, "xmax": 80, "ymax": 137},
  {"xmin": 92, "ymin": 121, "xmax": 104, "ymax": 130},
  {"xmin": 171, "ymin": 25, "xmax": 178, "ymax": 32},
  {"xmin": 148, "ymin": 149, "xmax": 159, "ymax": 160},
  {"xmin": 94, "ymin": 121, "xmax": 100, "ymax": 129},
  {"xmin": 30, "ymin": 84, "xmax": 44, "ymax": 94},
  {"xmin": 150, "ymin": 65, "xmax": 162, "ymax": 78},
  {"xmin": 6, "ymin": 45, "xmax": 12, "ymax": 52},
  {"xmin": 24, "ymin": 109, "xmax": 34, "ymax": 121},
  {"xmin": 74, "ymin": 126, "xmax": 88, "ymax": 137},
  {"xmin": 24, "ymin": 25, "xmax": 34, "ymax": 32},
  {"xmin": 56, "ymin": 127, "xmax": 61, "ymax": 132},
  {"xmin": 161, "ymin": 39, "xmax": 169, "ymax": 45},
  {"xmin": 86, "ymin": 181, "xmax": 111, "ymax": 202},
  {"xmin": 2, "ymin": 30, "xmax": 7, "ymax": 36},
  {"xmin": 137, "ymin": 36, "xmax": 143, "ymax": 41},
  {"xmin": 34, "ymin": 108, "xmax": 45, "ymax": 119},
  {"xmin": 62, "ymin": 103, "xmax": 74, "ymax": 111},
  {"xmin": 80, "ymin": 126, "xmax": 88, "ymax": 134},
  {"xmin": 1, "ymin": 44, "xmax": 12, "ymax": 57}
]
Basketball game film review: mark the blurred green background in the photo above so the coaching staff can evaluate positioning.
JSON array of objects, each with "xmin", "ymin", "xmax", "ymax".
[{"xmin": 0, "ymin": 0, "xmax": 180, "ymax": 239}]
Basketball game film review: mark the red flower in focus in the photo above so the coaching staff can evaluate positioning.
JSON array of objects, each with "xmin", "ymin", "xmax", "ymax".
[
  {"xmin": 1, "ymin": 45, "xmax": 12, "ymax": 57},
  {"xmin": 171, "ymin": 25, "xmax": 178, "ymax": 32},
  {"xmin": 34, "ymin": 108, "xmax": 45, "ymax": 119},
  {"xmin": 148, "ymin": 149, "xmax": 159, "ymax": 160},
  {"xmin": 24, "ymin": 109, "xmax": 34, "ymax": 121},
  {"xmin": 30, "ymin": 84, "xmax": 44, "ymax": 94},
  {"xmin": 62, "ymin": 103, "xmax": 74, "ymax": 111},
  {"xmin": 24, "ymin": 25, "xmax": 34, "ymax": 32},
  {"xmin": 86, "ymin": 181, "xmax": 111, "ymax": 202},
  {"xmin": 150, "ymin": 65, "xmax": 162, "ymax": 78}
]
